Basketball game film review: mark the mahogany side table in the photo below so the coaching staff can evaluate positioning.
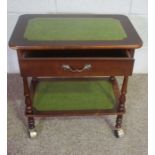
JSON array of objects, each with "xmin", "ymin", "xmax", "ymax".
[{"xmin": 9, "ymin": 14, "xmax": 142, "ymax": 138}]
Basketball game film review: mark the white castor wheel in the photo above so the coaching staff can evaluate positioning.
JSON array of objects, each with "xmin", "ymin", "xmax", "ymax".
[
  {"xmin": 114, "ymin": 128, "xmax": 125, "ymax": 138},
  {"xmin": 29, "ymin": 129, "xmax": 37, "ymax": 138}
]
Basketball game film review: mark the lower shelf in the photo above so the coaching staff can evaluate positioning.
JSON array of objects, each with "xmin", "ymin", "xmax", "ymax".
[{"xmin": 28, "ymin": 78, "xmax": 124, "ymax": 117}]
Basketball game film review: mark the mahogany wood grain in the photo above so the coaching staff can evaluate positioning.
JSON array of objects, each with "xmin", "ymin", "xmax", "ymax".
[
  {"xmin": 19, "ymin": 58, "xmax": 134, "ymax": 76},
  {"xmin": 9, "ymin": 14, "xmax": 142, "ymax": 50}
]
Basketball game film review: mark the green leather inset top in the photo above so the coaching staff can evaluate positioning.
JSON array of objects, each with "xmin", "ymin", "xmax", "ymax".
[
  {"xmin": 33, "ymin": 80, "xmax": 116, "ymax": 111},
  {"xmin": 24, "ymin": 18, "xmax": 127, "ymax": 41}
]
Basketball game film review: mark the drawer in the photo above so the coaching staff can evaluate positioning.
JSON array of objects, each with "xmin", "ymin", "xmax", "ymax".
[{"xmin": 18, "ymin": 49, "xmax": 134, "ymax": 76}]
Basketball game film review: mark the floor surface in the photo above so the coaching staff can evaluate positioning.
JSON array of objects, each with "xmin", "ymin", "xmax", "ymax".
[{"xmin": 7, "ymin": 74, "xmax": 148, "ymax": 155}]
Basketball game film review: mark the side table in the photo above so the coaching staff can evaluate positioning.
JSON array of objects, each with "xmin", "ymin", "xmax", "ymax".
[{"xmin": 9, "ymin": 14, "xmax": 142, "ymax": 138}]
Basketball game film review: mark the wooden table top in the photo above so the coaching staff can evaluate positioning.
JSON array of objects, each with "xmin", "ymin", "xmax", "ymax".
[{"xmin": 9, "ymin": 14, "xmax": 142, "ymax": 50}]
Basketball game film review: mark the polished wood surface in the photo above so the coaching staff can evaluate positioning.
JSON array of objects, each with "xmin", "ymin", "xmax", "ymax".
[
  {"xmin": 19, "ymin": 58, "xmax": 134, "ymax": 76},
  {"xmin": 9, "ymin": 14, "xmax": 142, "ymax": 50},
  {"xmin": 17, "ymin": 49, "xmax": 134, "ymax": 76}
]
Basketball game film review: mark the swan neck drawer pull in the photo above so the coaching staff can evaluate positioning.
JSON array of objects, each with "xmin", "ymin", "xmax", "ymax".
[{"xmin": 62, "ymin": 64, "xmax": 92, "ymax": 72}]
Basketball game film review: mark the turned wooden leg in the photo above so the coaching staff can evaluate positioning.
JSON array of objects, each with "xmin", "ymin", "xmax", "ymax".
[
  {"xmin": 118, "ymin": 76, "xmax": 128, "ymax": 112},
  {"xmin": 114, "ymin": 76, "xmax": 128, "ymax": 138},
  {"xmin": 115, "ymin": 115, "xmax": 123, "ymax": 129},
  {"xmin": 114, "ymin": 115, "xmax": 124, "ymax": 138},
  {"xmin": 28, "ymin": 117, "xmax": 35, "ymax": 129},
  {"xmin": 23, "ymin": 77, "xmax": 33, "ymax": 115},
  {"xmin": 28, "ymin": 117, "xmax": 37, "ymax": 138},
  {"xmin": 23, "ymin": 77, "xmax": 37, "ymax": 138}
]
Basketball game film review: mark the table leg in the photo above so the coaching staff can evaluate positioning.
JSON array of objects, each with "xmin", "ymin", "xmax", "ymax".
[
  {"xmin": 115, "ymin": 115, "xmax": 123, "ymax": 129},
  {"xmin": 28, "ymin": 117, "xmax": 35, "ymax": 129},
  {"xmin": 23, "ymin": 77, "xmax": 37, "ymax": 138},
  {"xmin": 114, "ymin": 76, "xmax": 128, "ymax": 138},
  {"xmin": 118, "ymin": 76, "xmax": 128, "ymax": 112}
]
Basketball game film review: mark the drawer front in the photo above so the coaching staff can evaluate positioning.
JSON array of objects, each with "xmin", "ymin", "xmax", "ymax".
[{"xmin": 19, "ymin": 58, "xmax": 134, "ymax": 76}]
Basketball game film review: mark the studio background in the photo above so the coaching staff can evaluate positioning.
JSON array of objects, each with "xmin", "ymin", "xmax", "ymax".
[
  {"xmin": 7, "ymin": 1, "xmax": 148, "ymax": 155},
  {"xmin": 7, "ymin": 0, "xmax": 147, "ymax": 73}
]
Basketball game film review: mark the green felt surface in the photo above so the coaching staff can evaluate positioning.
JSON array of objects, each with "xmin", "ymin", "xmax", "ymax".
[
  {"xmin": 24, "ymin": 18, "xmax": 127, "ymax": 41},
  {"xmin": 33, "ymin": 81, "xmax": 116, "ymax": 111}
]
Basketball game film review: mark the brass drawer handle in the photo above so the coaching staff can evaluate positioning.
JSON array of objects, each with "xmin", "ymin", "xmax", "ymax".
[{"xmin": 62, "ymin": 64, "xmax": 92, "ymax": 72}]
